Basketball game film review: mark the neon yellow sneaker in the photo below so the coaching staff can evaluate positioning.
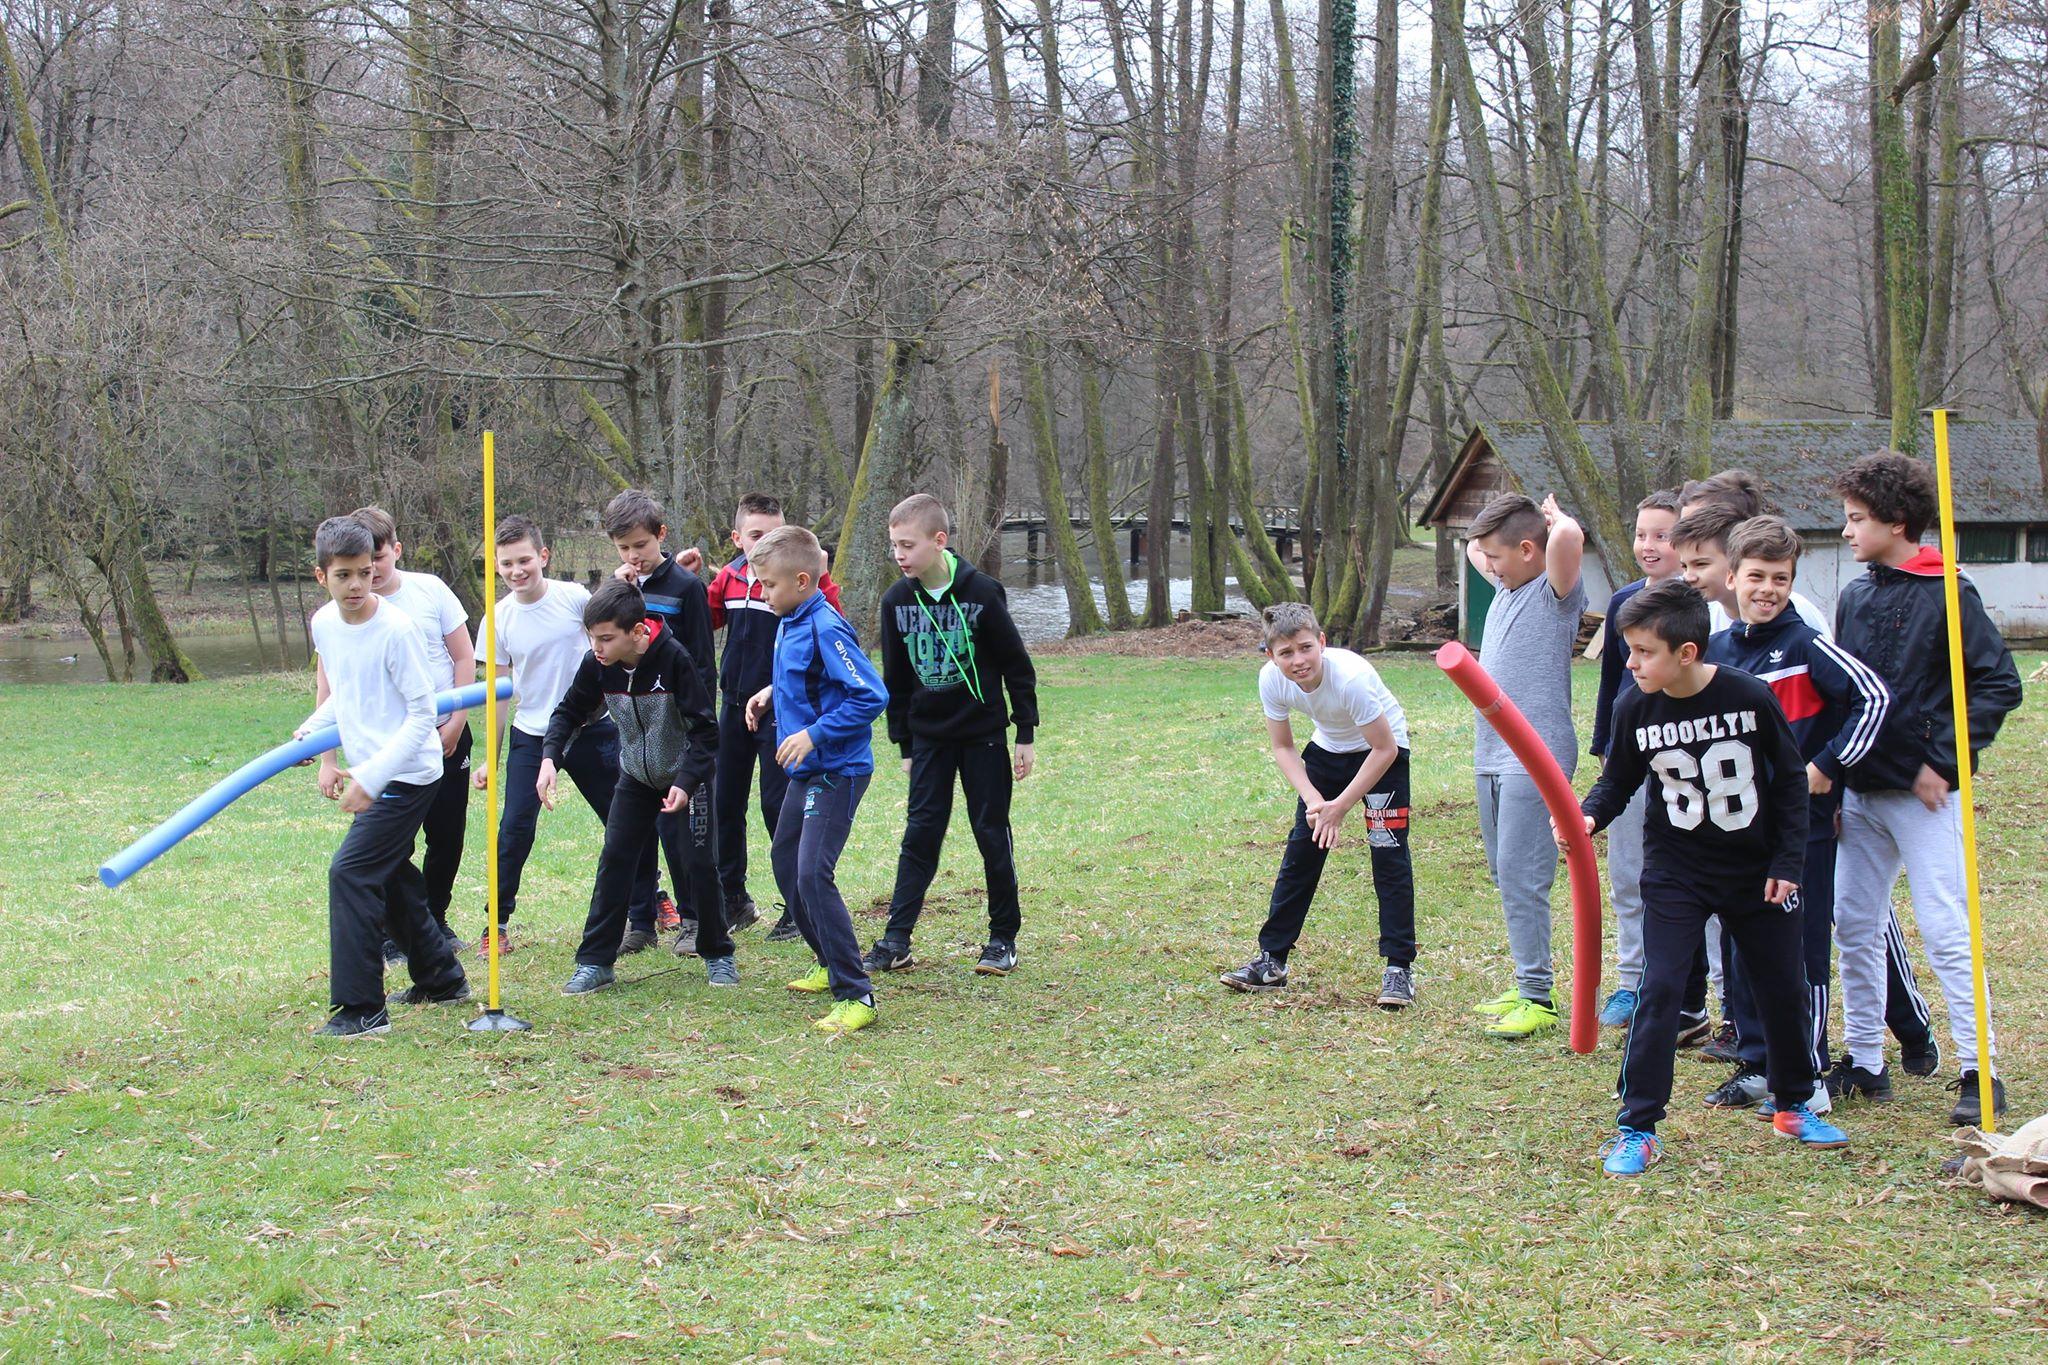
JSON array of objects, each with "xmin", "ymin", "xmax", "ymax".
[
  {"xmin": 813, "ymin": 999, "xmax": 877, "ymax": 1034},
  {"xmin": 1484, "ymin": 998, "xmax": 1560, "ymax": 1039},
  {"xmin": 1472, "ymin": 987, "xmax": 1523, "ymax": 1016},
  {"xmin": 785, "ymin": 964, "xmax": 830, "ymax": 993}
]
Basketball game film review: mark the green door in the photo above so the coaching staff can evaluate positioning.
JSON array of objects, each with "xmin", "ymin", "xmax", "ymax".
[{"xmin": 1464, "ymin": 552, "xmax": 1496, "ymax": 651}]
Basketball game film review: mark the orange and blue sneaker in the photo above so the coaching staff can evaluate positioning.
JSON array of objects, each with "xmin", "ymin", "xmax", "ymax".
[
  {"xmin": 1599, "ymin": 1127, "xmax": 1660, "ymax": 1177},
  {"xmin": 1771, "ymin": 1103, "xmax": 1848, "ymax": 1149}
]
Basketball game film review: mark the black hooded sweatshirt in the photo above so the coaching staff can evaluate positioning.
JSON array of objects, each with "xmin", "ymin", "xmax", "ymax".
[{"xmin": 879, "ymin": 553, "xmax": 1038, "ymax": 758}]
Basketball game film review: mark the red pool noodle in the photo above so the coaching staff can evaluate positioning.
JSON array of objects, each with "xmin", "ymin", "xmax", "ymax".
[{"xmin": 1436, "ymin": 640, "xmax": 1601, "ymax": 1054}]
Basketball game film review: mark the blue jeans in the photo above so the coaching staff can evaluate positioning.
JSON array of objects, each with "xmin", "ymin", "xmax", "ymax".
[
  {"xmin": 495, "ymin": 723, "xmax": 655, "ymax": 930},
  {"xmin": 773, "ymin": 771, "xmax": 874, "ymax": 1001}
]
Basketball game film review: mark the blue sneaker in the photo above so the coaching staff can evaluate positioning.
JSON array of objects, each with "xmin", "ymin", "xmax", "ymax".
[
  {"xmin": 1772, "ymin": 1103, "xmax": 1848, "ymax": 1149},
  {"xmin": 1599, "ymin": 1127, "xmax": 1661, "ymax": 1177},
  {"xmin": 1597, "ymin": 988, "xmax": 1639, "ymax": 1029}
]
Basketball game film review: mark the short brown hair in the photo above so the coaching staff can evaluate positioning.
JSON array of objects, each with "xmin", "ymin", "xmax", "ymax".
[
  {"xmin": 1836, "ymin": 451, "xmax": 1936, "ymax": 542},
  {"xmin": 1616, "ymin": 578, "xmax": 1710, "ymax": 652},
  {"xmin": 1637, "ymin": 489, "xmax": 1683, "ymax": 516},
  {"xmin": 888, "ymin": 493, "xmax": 950, "ymax": 538},
  {"xmin": 602, "ymin": 489, "xmax": 666, "ymax": 540},
  {"xmin": 751, "ymin": 524, "xmax": 826, "ymax": 578},
  {"xmin": 735, "ymin": 492, "xmax": 782, "ymax": 524},
  {"xmin": 315, "ymin": 516, "xmax": 375, "ymax": 569},
  {"xmin": 584, "ymin": 579, "xmax": 647, "ymax": 631},
  {"xmin": 1682, "ymin": 469, "xmax": 1773, "ymax": 519},
  {"xmin": 349, "ymin": 504, "xmax": 398, "ymax": 550},
  {"xmin": 494, "ymin": 514, "xmax": 544, "ymax": 551},
  {"xmin": 1468, "ymin": 492, "xmax": 1547, "ymax": 549},
  {"xmin": 1725, "ymin": 515, "xmax": 1802, "ymax": 571},
  {"xmin": 1670, "ymin": 502, "xmax": 1746, "ymax": 554},
  {"xmin": 1260, "ymin": 601, "xmax": 1321, "ymax": 646}
]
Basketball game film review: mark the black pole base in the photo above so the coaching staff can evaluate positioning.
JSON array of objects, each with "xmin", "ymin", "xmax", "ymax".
[{"xmin": 466, "ymin": 1008, "xmax": 532, "ymax": 1033}]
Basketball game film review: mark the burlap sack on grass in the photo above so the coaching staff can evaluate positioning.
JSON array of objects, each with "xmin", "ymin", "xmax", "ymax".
[{"xmin": 1953, "ymin": 1113, "xmax": 2048, "ymax": 1208}]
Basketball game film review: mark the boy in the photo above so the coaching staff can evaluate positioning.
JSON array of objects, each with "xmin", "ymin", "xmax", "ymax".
[
  {"xmin": 1574, "ymin": 579, "xmax": 1847, "ymax": 1175},
  {"xmin": 1677, "ymin": 474, "xmax": 1831, "ymax": 636},
  {"xmin": 1591, "ymin": 490, "xmax": 1684, "ymax": 1030},
  {"xmin": 678, "ymin": 494, "xmax": 845, "ymax": 944},
  {"xmin": 1465, "ymin": 491, "xmax": 1584, "ymax": 1039},
  {"xmin": 316, "ymin": 505, "xmax": 475, "ymax": 958},
  {"xmin": 604, "ymin": 489, "xmax": 738, "ymax": 951},
  {"xmin": 539, "ymin": 580, "xmax": 733, "ymax": 994},
  {"xmin": 297, "ymin": 517, "xmax": 468, "ymax": 1038},
  {"xmin": 1832, "ymin": 452, "xmax": 2024, "ymax": 1125},
  {"xmin": 741, "ymin": 526, "xmax": 889, "ymax": 1033},
  {"xmin": 1220, "ymin": 602, "xmax": 1417, "ymax": 1007},
  {"xmin": 1675, "ymin": 503, "xmax": 1937, "ymax": 1070},
  {"xmin": 1700, "ymin": 516, "xmax": 1893, "ymax": 1112},
  {"xmin": 872, "ymin": 493, "xmax": 1039, "ymax": 977},
  {"xmin": 471, "ymin": 515, "xmax": 655, "ymax": 953}
]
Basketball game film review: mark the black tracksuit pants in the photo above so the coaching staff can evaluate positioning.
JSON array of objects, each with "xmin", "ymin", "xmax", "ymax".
[
  {"xmin": 713, "ymin": 696, "xmax": 788, "ymax": 905},
  {"xmin": 883, "ymin": 737, "xmax": 1020, "ymax": 948},
  {"xmin": 330, "ymin": 778, "xmax": 465, "ymax": 1015},
  {"xmin": 418, "ymin": 723, "xmax": 472, "ymax": 932},
  {"xmin": 492, "ymin": 723, "xmax": 654, "ymax": 928},
  {"xmin": 1721, "ymin": 828, "xmax": 1936, "ymax": 1074},
  {"xmin": 577, "ymin": 774, "xmax": 730, "ymax": 967},
  {"xmin": 1620, "ymin": 873, "xmax": 1813, "ymax": 1132},
  {"xmin": 1258, "ymin": 745, "xmax": 1416, "ymax": 966}
]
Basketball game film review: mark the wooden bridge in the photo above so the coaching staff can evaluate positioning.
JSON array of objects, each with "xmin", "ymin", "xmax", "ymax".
[{"xmin": 1000, "ymin": 497, "xmax": 1305, "ymax": 562}]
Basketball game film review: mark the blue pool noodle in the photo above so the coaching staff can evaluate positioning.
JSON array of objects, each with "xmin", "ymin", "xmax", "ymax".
[{"xmin": 97, "ymin": 678, "xmax": 514, "ymax": 889}]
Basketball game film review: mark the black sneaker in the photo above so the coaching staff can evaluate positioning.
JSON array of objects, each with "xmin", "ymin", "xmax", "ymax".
[
  {"xmin": 1700, "ymin": 1021, "xmax": 1740, "ymax": 1063},
  {"xmin": 863, "ymin": 941, "xmax": 914, "ymax": 973},
  {"xmin": 381, "ymin": 939, "xmax": 407, "ymax": 969},
  {"xmin": 387, "ymin": 978, "xmax": 473, "ymax": 1007},
  {"xmin": 1376, "ymin": 965, "xmax": 1416, "ymax": 1010},
  {"xmin": 1220, "ymin": 952, "xmax": 1287, "ymax": 993},
  {"xmin": 561, "ymin": 964, "xmax": 615, "ymax": 995},
  {"xmin": 619, "ymin": 926, "xmax": 658, "ymax": 956},
  {"xmin": 1675, "ymin": 1011, "xmax": 1712, "ymax": 1049},
  {"xmin": 1703, "ymin": 1069, "xmax": 1768, "ymax": 1109},
  {"xmin": 1829, "ymin": 1060, "xmax": 1894, "ymax": 1103},
  {"xmin": 725, "ymin": 895, "xmax": 760, "ymax": 933},
  {"xmin": 1901, "ymin": 1036, "xmax": 1941, "ymax": 1078},
  {"xmin": 314, "ymin": 1007, "xmax": 391, "ymax": 1039},
  {"xmin": 670, "ymin": 919, "xmax": 700, "ymax": 958},
  {"xmin": 765, "ymin": 907, "xmax": 802, "ymax": 944},
  {"xmin": 1946, "ymin": 1070, "xmax": 2007, "ymax": 1127},
  {"xmin": 975, "ymin": 940, "xmax": 1018, "ymax": 975}
]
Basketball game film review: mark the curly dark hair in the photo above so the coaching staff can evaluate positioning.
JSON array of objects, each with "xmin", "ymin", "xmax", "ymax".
[{"xmin": 1835, "ymin": 452, "xmax": 1936, "ymax": 542}]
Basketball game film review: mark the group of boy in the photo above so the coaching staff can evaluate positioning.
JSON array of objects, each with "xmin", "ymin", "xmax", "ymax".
[
  {"xmin": 298, "ymin": 488, "xmax": 1038, "ymax": 1040},
  {"xmin": 1571, "ymin": 454, "xmax": 2020, "ymax": 1175}
]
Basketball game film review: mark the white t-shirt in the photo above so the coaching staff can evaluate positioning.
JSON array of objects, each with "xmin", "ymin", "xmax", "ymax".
[
  {"xmin": 1708, "ymin": 589, "xmax": 1831, "ymax": 639},
  {"xmin": 382, "ymin": 570, "xmax": 470, "ymax": 690},
  {"xmin": 476, "ymin": 579, "xmax": 591, "ymax": 738},
  {"xmin": 1259, "ymin": 647, "xmax": 1411, "ymax": 752},
  {"xmin": 305, "ymin": 598, "xmax": 443, "ymax": 796}
]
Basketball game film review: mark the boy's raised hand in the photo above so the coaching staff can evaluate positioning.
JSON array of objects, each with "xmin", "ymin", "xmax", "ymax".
[
  {"xmin": 743, "ymin": 686, "xmax": 773, "ymax": 732},
  {"xmin": 776, "ymin": 728, "xmax": 815, "ymax": 771},
  {"xmin": 661, "ymin": 785, "xmax": 690, "ymax": 813},
  {"xmin": 678, "ymin": 547, "xmax": 705, "ymax": 574},
  {"xmin": 536, "ymin": 757, "xmax": 560, "ymax": 811},
  {"xmin": 1013, "ymin": 742, "xmax": 1035, "ymax": 781}
]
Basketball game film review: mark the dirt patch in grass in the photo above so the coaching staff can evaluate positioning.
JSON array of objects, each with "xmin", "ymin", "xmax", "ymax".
[{"xmin": 1035, "ymin": 617, "xmax": 1268, "ymax": 659}]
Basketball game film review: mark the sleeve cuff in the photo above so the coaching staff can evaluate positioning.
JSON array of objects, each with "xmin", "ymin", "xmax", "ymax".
[{"xmin": 1014, "ymin": 726, "xmax": 1035, "ymax": 745}]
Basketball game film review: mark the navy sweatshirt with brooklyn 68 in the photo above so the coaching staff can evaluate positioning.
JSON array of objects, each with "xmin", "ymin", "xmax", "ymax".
[{"xmin": 879, "ymin": 554, "xmax": 1038, "ymax": 757}]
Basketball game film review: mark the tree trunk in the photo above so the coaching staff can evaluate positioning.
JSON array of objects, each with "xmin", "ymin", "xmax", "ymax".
[{"xmin": 1023, "ymin": 344, "xmax": 1108, "ymax": 636}]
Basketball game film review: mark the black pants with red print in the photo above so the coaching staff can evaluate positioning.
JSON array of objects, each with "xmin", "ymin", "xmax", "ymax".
[{"xmin": 1258, "ymin": 744, "xmax": 1415, "ymax": 966}]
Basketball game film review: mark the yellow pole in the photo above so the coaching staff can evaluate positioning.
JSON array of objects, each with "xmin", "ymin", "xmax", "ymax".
[
  {"xmin": 483, "ymin": 430, "xmax": 502, "ymax": 1013},
  {"xmin": 1930, "ymin": 408, "xmax": 1997, "ymax": 1132}
]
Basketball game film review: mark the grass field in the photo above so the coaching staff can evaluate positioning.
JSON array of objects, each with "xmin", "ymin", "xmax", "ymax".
[{"xmin": 2, "ymin": 655, "xmax": 2044, "ymax": 1360}]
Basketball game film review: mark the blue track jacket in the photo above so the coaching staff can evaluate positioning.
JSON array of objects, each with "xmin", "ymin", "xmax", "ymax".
[{"xmin": 773, "ymin": 590, "xmax": 886, "ymax": 778}]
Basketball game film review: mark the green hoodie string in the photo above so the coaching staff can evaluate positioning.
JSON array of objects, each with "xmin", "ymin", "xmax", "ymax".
[{"xmin": 914, "ymin": 551, "xmax": 985, "ymax": 704}]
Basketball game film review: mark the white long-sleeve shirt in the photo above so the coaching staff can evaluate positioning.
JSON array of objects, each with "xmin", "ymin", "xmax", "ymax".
[{"xmin": 305, "ymin": 598, "xmax": 443, "ymax": 797}]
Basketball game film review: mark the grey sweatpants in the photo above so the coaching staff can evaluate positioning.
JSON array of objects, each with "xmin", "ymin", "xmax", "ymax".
[
  {"xmin": 1478, "ymin": 771, "xmax": 1559, "ymax": 1000},
  {"xmin": 1838, "ymin": 787, "xmax": 1995, "ymax": 1073},
  {"xmin": 1608, "ymin": 783, "xmax": 1647, "ymax": 992}
]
